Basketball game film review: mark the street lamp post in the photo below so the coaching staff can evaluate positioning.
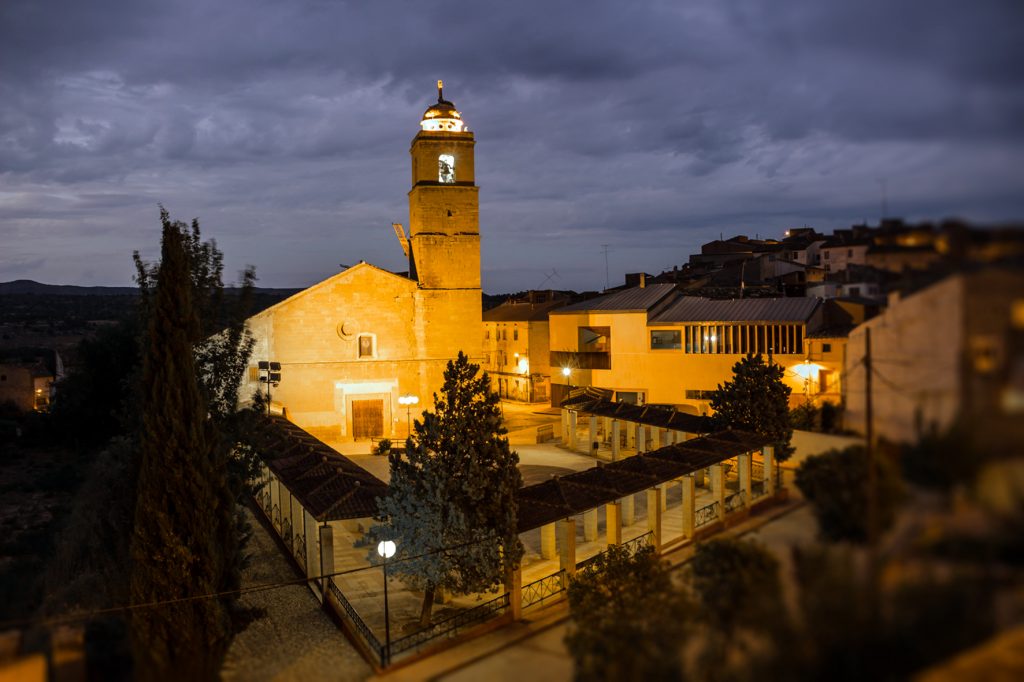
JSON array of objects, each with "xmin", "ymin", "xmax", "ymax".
[
  {"xmin": 377, "ymin": 539, "xmax": 397, "ymax": 666},
  {"xmin": 398, "ymin": 394, "xmax": 419, "ymax": 438},
  {"xmin": 258, "ymin": 361, "xmax": 282, "ymax": 415}
]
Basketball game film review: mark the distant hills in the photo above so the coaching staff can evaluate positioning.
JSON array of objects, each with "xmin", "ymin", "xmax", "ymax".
[{"xmin": 0, "ymin": 279, "xmax": 301, "ymax": 297}]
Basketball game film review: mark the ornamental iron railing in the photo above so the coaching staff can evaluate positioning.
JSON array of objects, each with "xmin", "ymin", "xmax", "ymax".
[
  {"xmin": 725, "ymin": 491, "xmax": 746, "ymax": 513},
  {"xmin": 282, "ymin": 518, "xmax": 292, "ymax": 546},
  {"xmin": 261, "ymin": 491, "xmax": 272, "ymax": 516},
  {"xmin": 751, "ymin": 480, "xmax": 767, "ymax": 499},
  {"xmin": 695, "ymin": 501, "xmax": 720, "ymax": 528},
  {"xmin": 522, "ymin": 570, "xmax": 566, "ymax": 609},
  {"xmin": 294, "ymin": 534, "xmax": 306, "ymax": 571},
  {"xmin": 621, "ymin": 531, "xmax": 654, "ymax": 554},
  {"xmin": 328, "ymin": 578, "xmax": 386, "ymax": 666},
  {"xmin": 272, "ymin": 504, "xmax": 282, "ymax": 532},
  {"xmin": 389, "ymin": 591, "xmax": 510, "ymax": 658},
  {"xmin": 752, "ymin": 462, "xmax": 765, "ymax": 480}
]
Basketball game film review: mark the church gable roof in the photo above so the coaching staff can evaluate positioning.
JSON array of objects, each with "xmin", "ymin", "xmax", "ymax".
[{"xmin": 249, "ymin": 261, "xmax": 416, "ymax": 321}]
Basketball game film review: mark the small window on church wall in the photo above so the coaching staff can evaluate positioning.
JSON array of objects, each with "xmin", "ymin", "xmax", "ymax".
[
  {"xmin": 438, "ymin": 154, "xmax": 455, "ymax": 183},
  {"xmin": 358, "ymin": 334, "xmax": 375, "ymax": 358}
]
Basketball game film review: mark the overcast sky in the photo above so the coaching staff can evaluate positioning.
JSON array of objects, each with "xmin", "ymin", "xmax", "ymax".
[{"xmin": 2, "ymin": 0, "xmax": 1022, "ymax": 292}]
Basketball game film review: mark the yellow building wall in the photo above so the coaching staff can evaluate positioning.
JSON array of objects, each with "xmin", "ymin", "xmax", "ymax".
[
  {"xmin": 549, "ymin": 310, "xmax": 839, "ymax": 414},
  {"xmin": 245, "ymin": 263, "xmax": 478, "ymax": 441}
]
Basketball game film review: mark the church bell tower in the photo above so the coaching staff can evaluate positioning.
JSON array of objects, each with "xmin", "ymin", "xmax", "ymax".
[{"xmin": 407, "ymin": 81, "xmax": 480, "ymax": 290}]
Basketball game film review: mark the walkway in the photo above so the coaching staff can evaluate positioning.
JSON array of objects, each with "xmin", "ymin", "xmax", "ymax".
[{"xmin": 221, "ymin": 507, "xmax": 372, "ymax": 682}]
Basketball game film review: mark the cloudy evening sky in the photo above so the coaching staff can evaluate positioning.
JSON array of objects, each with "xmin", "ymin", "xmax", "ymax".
[{"xmin": 2, "ymin": 0, "xmax": 1022, "ymax": 292}]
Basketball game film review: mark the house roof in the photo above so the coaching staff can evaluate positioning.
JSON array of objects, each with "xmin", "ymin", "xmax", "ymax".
[
  {"xmin": 248, "ymin": 416, "xmax": 388, "ymax": 521},
  {"xmin": 648, "ymin": 296, "xmax": 820, "ymax": 324},
  {"xmin": 483, "ymin": 298, "xmax": 570, "ymax": 322},
  {"xmin": 561, "ymin": 395, "xmax": 714, "ymax": 434},
  {"xmin": 552, "ymin": 284, "xmax": 677, "ymax": 314}
]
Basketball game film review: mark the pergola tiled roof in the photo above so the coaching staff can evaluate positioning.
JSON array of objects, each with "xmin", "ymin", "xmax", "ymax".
[
  {"xmin": 560, "ymin": 395, "xmax": 714, "ymax": 434},
  {"xmin": 515, "ymin": 428, "xmax": 769, "ymax": 532},
  {"xmin": 248, "ymin": 416, "xmax": 388, "ymax": 521}
]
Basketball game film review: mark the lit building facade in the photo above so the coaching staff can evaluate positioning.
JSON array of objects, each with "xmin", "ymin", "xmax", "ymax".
[
  {"xmin": 482, "ymin": 295, "xmax": 567, "ymax": 402},
  {"xmin": 242, "ymin": 84, "xmax": 482, "ymax": 441},
  {"xmin": 548, "ymin": 285, "xmax": 844, "ymax": 414}
]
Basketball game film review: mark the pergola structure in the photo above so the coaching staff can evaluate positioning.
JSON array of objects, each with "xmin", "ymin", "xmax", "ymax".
[
  {"xmin": 246, "ymin": 412, "xmax": 780, "ymax": 664},
  {"xmin": 559, "ymin": 392, "xmax": 716, "ymax": 457}
]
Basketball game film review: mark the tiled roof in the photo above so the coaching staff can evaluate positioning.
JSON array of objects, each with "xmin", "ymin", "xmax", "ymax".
[
  {"xmin": 560, "ymin": 396, "xmax": 714, "ymax": 434},
  {"xmin": 649, "ymin": 296, "xmax": 820, "ymax": 324},
  {"xmin": 483, "ymin": 298, "xmax": 571, "ymax": 322},
  {"xmin": 552, "ymin": 284, "xmax": 677, "ymax": 314},
  {"xmin": 249, "ymin": 416, "xmax": 388, "ymax": 521},
  {"xmin": 515, "ymin": 428, "xmax": 770, "ymax": 532}
]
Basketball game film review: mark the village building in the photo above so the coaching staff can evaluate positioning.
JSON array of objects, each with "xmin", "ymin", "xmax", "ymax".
[
  {"xmin": 844, "ymin": 266, "xmax": 1024, "ymax": 449},
  {"xmin": 241, "ymin": 83, "xmax": 481, "ymax": 442},
  {"xmin": 548, "ymin": 285, "xmax": 847, "ymax": 415},
  {"xmin": 481, "ymin": 292, "xmax": 569, "ymax": 402},
  {"xmin": 0, "ymin": 348, "xmax": 62, "ymax": 412}
]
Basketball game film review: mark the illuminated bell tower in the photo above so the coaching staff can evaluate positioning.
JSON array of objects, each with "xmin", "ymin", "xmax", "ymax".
[{"xmin": 408, "ymin": 80, "xmax": 480, "ymax": 290}]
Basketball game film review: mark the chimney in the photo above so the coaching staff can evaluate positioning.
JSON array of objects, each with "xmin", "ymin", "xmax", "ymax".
[{"xmin": 639, "ymin": 273, "xmax": 646, "ymax": 288}]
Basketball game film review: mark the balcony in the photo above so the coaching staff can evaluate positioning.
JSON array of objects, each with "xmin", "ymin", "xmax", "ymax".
[{"xmin": 550, "ymin": 350, "xmax": 611, "ymax": 371}]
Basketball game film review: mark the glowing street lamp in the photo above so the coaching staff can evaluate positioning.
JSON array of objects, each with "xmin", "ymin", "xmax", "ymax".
[
  {"xmin": 561, "ymin": 366, "xmax": 572, "ymax": 378},
  {"xmin": 377, "ymin": 539, "xmax": 397, "ymax": 665},
  {"xmin": 398, "ymin": 394, "xmax": 419, "ymax": 438}
]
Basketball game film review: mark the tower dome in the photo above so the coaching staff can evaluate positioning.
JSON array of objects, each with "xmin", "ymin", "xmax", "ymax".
[{"xmin": 420, "ymin": 80, "xmax": 467, "ymax": 132}]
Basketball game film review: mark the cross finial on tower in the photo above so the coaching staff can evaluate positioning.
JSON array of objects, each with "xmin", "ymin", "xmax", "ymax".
[{"xmin": 437, "ymin": 79, "xmax": 444, "ymax": 102}]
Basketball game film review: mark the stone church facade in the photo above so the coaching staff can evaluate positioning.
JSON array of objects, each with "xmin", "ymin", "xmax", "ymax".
[{"xmin": 243, "ymin": 84, "xmax": 482, "ymax": 442}]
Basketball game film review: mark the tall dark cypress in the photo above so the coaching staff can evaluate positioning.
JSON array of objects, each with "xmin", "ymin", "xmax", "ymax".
[{"xmin": 130, "ymin": 219, "xmax": 236, "ymax": 680}]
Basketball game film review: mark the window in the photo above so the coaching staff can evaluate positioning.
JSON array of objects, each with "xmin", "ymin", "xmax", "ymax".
[
  {"xmin": 438, "ymin": 154, "xmax": 455, "ymax": 183},
  {"xmin": 358, "ymin": 334, "xmax": 375, "ymax": 358},
  {"xmin": 824, "ymin": 251, "xmax": 830, "ymax": 259},
  {"xmin": 578, "ymin": 326, "xmax": 610, "ymax": 352},
  {"xmin": 248, "ymin": 367, "xmax": 260, "ymax": 382},
  {"xmin": 485, "ymin": 330, "xmax": 490, "ymax": 340},
  {"xmin": 513, "ymin": 328, "xmax": 519, "ymax": 341},
  {"xmin": 849, "ymin": 286, "xmax": 860, "ymax": 297},
  {"xmin": 685, "ymin": 389, "xmax": 716, "ymax": 400},
  {"xmin": 822, "ymin": 343, "xmax": 832, "ymax": 353},
  {"xmin": 650, "ymin": 330, "xmax": 681, "ymax": 350}
]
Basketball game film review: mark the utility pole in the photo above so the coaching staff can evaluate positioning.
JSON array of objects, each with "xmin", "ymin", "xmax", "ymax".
[{"xmin": 865, "ymin": 326, "xmax": 875, "ymax": 546}]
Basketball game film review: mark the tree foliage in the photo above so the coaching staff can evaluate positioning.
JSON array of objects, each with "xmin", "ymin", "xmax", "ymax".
[
  {"xmin": 129, "ymin": 218, "xmax": 239, "ymax": 680},
  {"xmin": 565, "ymin": 545, "xmax": 690, "ymax": 682},
  {"xmin": 710, "ymin": 353, "xmax": 793, "ymax": 461},
  {"xmin": 371, "ymin": 352, "xmax": 523, "ymax": 626},
  {"xmin": 795, "ymin": 446, "xmax": 902, "ymax": 544},
  {"xmin": 687, "ymin": 538, "xmax": 792, "ymax": 681}
]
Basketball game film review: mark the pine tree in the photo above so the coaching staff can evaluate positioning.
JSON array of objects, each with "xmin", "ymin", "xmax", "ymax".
[
  {"xmin": 129, "ymin": 219, "xmax": 238, "ymax": 680},
  {"xmin": 710, "ymin": 353, "xmax": 794, "ymax": 462},
  {"xmin": 371, "ymin": 352, "xmax": 523, "ymax": 627}
]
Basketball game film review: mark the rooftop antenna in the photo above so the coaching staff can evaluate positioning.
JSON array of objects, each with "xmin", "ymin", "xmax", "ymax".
[
  {"xmin": 537, "ymin": 268, "xmax": 561, "ymax": 289},
  {"xmin": 601, "ymin": 244, "xmax": 611, "ymax": 290}
]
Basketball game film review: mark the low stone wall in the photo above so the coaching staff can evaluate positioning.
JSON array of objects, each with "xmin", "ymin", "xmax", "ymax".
[{"xmin": 789, "ymin": 430, "xmax": 864, "ymax": 467}]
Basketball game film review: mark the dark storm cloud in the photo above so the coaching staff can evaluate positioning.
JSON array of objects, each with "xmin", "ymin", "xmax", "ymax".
[{"xmin": 1, "ymin": 0, "xmax": 1022, "ymax": 291}]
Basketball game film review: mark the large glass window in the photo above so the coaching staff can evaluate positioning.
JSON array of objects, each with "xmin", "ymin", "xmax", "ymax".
[{"xmin": 650, "ymin": 330, "xmax": 681, "ymax": 350}]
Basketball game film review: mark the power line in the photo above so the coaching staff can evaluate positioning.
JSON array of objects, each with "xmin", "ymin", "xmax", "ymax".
[{"xmin": 0, "ymin": 533, "xmax": 499, "ymax": 631}]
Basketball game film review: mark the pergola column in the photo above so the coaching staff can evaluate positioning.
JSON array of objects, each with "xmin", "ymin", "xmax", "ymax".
[
  {"xmin": 710, "ymin": 464, "xmax": 725, "ymax": 521},
  {"xmin": 738, "ymin": 452, "xmax": 752, "ymax": 505},
  {"xmin": 764, "ymin": 446, "xmax": 776, "ymax": 495},
  {"xmin": 541, "ymin": 522, "xmax": 557, "ymax": 560},
  {"xmin": 681, "ymin": 475, "xmax": 695, "ymax": 538},
  {"xmin": 694, "ymin": 467, "xmax": 706, "ymax": 488},
  {"xmin": 658, "ymin": 482, "xmax": 668, "ymax": 512},
  {"xmin": 646, "ymin": 487, "xmax": 662, "ymax": 551},
  {"xmin": 626, "ymin": 421, "xmax": 636, "ymax": 449},
  {"xmin": 622, "ymin": 494, "xmax": 635, "ymax": 525},
  {"xmin": 662, "ymin": 428, "xmax": 672, "ymax": 448},
  {"xmin": 611, "ymin": 420, "xmax": 621, "ymax": 461},
  {"xmin": 606, "ymin": 502, "xmax": 622, "ymax": 546},
  {"xmin": 636, "ymin": 424, "xmax": 646, "ymax": 454},
  {"xmin": 561, "ymin": 409, "xmax": 569, "ymax": 444},
  {"xmin": 558, "ymin": 518, "xmax": 577, "ymax": 586},
  {"xmin": 603, "ymin": 416, "xmax": 612, "ymax": 441},
  {"xmin": 568, "ymin": 411, "xmax": 578, "ymax": 450},
  {"xmin": 650, "ymin": 427, "xmax": 661, "ymax": 450},
  {"xmin": 507, "ymin": 566, "xmax": 523, "ymax": 620},
  {"xmin": 318, "ymin": 523, "xmax": 334, "ymax": 599},
  {"xmin": 588, "ymin": 415, "xmax": 598, "ymax": 454},
  {"xmin": 583, "ymin": 508, "xmax": 599, "ymax": 542}
]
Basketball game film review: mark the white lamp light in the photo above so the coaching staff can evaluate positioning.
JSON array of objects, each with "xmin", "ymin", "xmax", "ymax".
[
  {"xmin": 562, "ymin": 367, "xmax": 572, "ymax": 377},
  {"xmin": 377, "ymin": 540, "xmax": 396, "ymax": 559}
]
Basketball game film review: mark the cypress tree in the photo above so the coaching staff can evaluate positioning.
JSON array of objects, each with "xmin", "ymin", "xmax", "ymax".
[{"xmin": 129, "ymin": 219, "xmax": 237, "ymax": 680}]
